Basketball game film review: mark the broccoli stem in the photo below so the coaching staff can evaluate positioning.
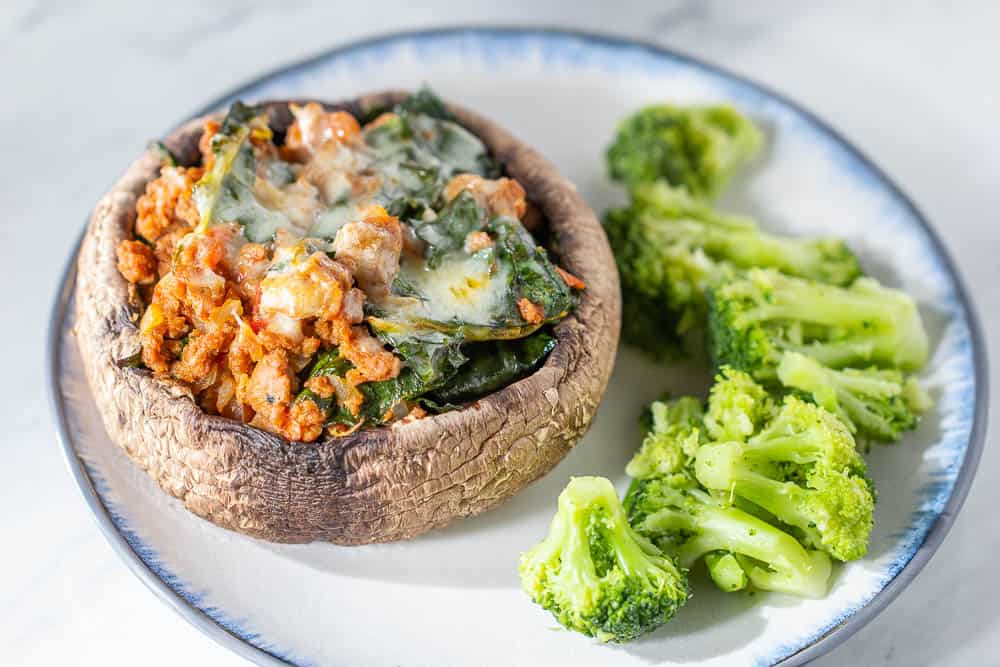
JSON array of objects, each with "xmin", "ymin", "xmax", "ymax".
[
  {"xmin": 697, "ymin": 227, "xmax": 852, "ymax": 286},
  {"xmin": 735, "ymin": 272, "xmax": 928, "ymax": 371},
  {"xmin": 704, "ymin": 552, "xmax": 748, "ymax": 592},
  {"xmin": 640, "ymin": 488, "xmax": 831, "ymax": 597},
  {"xmin": 694, "ymin": 442, "xmax": 826, "ymax": 550},
  {"xmin": 644, "ymin": 492, "xmax": 801, "ymax": 568},
  {"xmin": 738, "ymin": 281, "xmax": 889, "ymax": 330},
  {"xmin": 777, "ymin": 351, "xmax": 925, "ymax": 443},
  {"xmin": 551, "ymin": 480, "xmax": 605, "ymax": 611},
  {"xmin": 743, "ymin": 550, "xmax": 832, "ymax": 598}
]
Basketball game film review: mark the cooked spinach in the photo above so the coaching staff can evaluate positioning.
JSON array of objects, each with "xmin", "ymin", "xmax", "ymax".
[
  {"xmin": 413, "ymin": 191, "xmax": 485, "ymax": 268},
  {"xmin": 367, "ymin": 201, "xmax": 574, "ymax": 346},
  {"xmin": 428, "ymin": 331, "xmax": 557, "ymax": 405},
  {"xmin": 362, "ymin": 94, "xmax": 500, "ymax": 220},
  {"xmin": 396, "ymin": 86, "xmax": 456, "ymax": 121},
  {"xmin": 299, "ymin": 335, "xmax": 467, "ymax": 428},
  {"xmin": 192, "ymin": 102, "xmax": 292, "ymax": 242},
  {"xmin": 115, "ymin": 351, "xmax": 144, "ymax": 368},
  {"xmin": 489, "ymin": 217, "xmax": 576, "ymax": 324}
]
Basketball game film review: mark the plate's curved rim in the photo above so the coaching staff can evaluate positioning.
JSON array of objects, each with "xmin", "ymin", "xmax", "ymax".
[{"xmin": 46, "ymin": 25, "xmax": 989, "ymax": 667}]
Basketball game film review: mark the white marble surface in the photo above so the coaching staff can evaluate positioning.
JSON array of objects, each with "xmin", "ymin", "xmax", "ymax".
[{"xmin": 2, "ymin": 1, "xmax": 997, "ymax": 665}]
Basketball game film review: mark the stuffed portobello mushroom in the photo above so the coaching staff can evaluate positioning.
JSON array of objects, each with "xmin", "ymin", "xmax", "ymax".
[{"xmin": 75, "ymin": 89, "xmax": 619, "ymax": 544}]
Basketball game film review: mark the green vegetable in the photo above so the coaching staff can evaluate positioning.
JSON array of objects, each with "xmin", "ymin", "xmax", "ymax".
[
  {"xmin": 703, "ymin": 366, "xmax": 776, "ymax": 442},
  {"xmin": 621, "ymin": 387, "xmax": 834, "ymax": 597},
  {"xmin": 428, "ymin": 332, "xmax": 557, "ymax": 404},
  {"xmin": 115, "ymin": 351, "xmax": 144, "ymax": 368},
  {"xmin": 694, "ymin": 393, "xmax": 874, "ymax": 561},
  {"xmin": 605, "ymin": 182, "xmax": 861, "ymax": 358},
  {"xmin": 624, "ymin": 397, "xmax": 705, "ymax": 479},
  {"xmin": 625, "ymin": 473, "xmax": 832, "ymax": 598},
  {"xmin": 395, "ymin": 85, "xmax": 456, "ymax": 121},
  {"xmin": 704, "ymin": 552, "xmax": 748, "ymax": 592},
  {"xmin": 777, "ymin": 351, "xmax": 928, "ymax": 443},
  {"xmin": 619, "ymin": 290, "xmax": 699, "ymax": 362},
  {"xmin": 369, "ymin": 203, "xmax": 575, "ymax": 343},
  {"xmin": 489, "ymin": 216, "xmax": 576, "ymax": 325},
  {"xmin": 413, "ymin": 191, "xmax": 485, "ymax": 269},
  {"xmin": 707, "ymin": 268, "xmax": 929, "ymax": 379},
  {"xmin": 191, "ymin": 101, "xmax": 292, "ymax": 242},
  {"xmin": 606, "ymin": 104, "xmax": 763, "ymax": 198},
  {"xmin": 363, "ymin": 90, "xmax": 500, "ymax": 219},
  {"xmin": 298, "ymin": 340, "xmax": 467, "ymax": 427},
  {"xmin": 519, "ymin": 476, "xmax": 689, "ymax": 642}
]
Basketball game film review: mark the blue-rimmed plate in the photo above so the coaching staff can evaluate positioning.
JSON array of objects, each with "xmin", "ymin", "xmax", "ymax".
[{"xmin": 49, "ymin": 27, "xmax": 987, "ymax": 667}]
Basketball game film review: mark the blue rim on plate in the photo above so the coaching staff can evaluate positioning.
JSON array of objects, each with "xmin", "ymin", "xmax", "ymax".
[{"xmin": 48, "ymin": 26, "xmax": 989, "ymax": 667}]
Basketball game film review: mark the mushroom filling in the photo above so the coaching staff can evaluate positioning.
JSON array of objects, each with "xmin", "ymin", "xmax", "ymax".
[{"xmin": 116, "ymin": 89, "xmax": 584, "ymax": 442}]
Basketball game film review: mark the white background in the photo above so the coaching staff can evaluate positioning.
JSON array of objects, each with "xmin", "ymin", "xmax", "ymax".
[{"xmin": 2, "ymin": 1, "xmax": 997, "ymax": 665}]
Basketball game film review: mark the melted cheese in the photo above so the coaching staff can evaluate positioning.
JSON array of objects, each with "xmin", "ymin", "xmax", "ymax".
[{"xmin": 393, "ymin": 253, "xmax": 509, "ymax": 326}]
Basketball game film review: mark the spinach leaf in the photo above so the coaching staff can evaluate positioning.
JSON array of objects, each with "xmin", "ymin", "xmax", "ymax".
[
  {"xmin": 354, "ymin": 333, "xmax": 466, "ymax": 425},
  {"xmin": 428, "ymin": 331, "xmax": 557, "ymax": 405},
  {"xmin": 489, "ymin": 217, "xmax": 577, "ymax": 324},
  {"xmin": 192, "ymin": 102, "xmax": 292, "ymax": 242},
  {"xmin": 366, "ymin": 208, "xmax": 575, "ymax": 344},
  {"xmin": 407, "ymin": 114, "xmax": 501, "ymax": 178},
  {"xmin": 298, "ymin": 336, "xmax": 466, "ymax": 428},
  {"xmin": 361, "ymin": 90, "xmax": 500, "ymax": 219},
  {"xmin": 395, "ymin": 86, "xmax": 455, "ymax": 121},
  {"xmin": 307, "ymin": 348, "xmax": 354, "ymax": 378},
  {"xmin": 412, "ymin": 191, "xmax": 485, "ymax": 268},
  {"xmin": 394, "ymin": 88, "xmax": 501, "ymax": 176}
]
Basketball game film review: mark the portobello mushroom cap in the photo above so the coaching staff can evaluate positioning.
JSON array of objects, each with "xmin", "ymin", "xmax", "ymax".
[{"xmin": 75, "ymin": 91, "xmax": 621, "ymax": 544}]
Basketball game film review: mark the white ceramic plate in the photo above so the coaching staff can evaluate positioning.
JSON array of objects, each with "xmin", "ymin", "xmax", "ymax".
[{"xmin": 50, "ymin": 28, "xmax": 987, "ymax": 667}]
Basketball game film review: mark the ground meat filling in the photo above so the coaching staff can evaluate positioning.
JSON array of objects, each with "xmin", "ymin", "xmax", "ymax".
[
  {"xmin": 117, "ymin": 111, "xmax": 412, "ymax": 442},
  {"xmin": 114, "ymin": 102, "xmax": 574, "ymax": 443}
]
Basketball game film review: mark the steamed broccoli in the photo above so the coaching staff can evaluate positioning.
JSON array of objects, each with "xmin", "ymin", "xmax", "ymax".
[
  {"xmin": 606, "ymin": 104, "xmax": 763, "ymax": 198},
  {"xmin": 704, "ymin": 366, "xmax": 776, "ymax": 441},
  {"xmin": 625, "ymin": 473, "xmax": 832, "ymax": 598},
  {"xmin": 707, "ymin": 268, "xmax": 929, "ymax": 379},
  {"xmin": 777, "ymin": 351, "xmax": 929, "ymax": 443},
  {"xmin": 605, "ymin": 183, "xmax": 861, "ymax": 358},
  {"xmin": 519, "ymin": 476, "xmax": 689, "ymax": 642},
  {"xmin": 694, "ymin": 395, "xmax": 874, "ymax": 561},
  {"xmin": 624, "ymin": 182, "xmax": 860, "ymax": 286},
  {"xmin": 625, "ymin": 397, "xmax": 706, "ymax": 479}
]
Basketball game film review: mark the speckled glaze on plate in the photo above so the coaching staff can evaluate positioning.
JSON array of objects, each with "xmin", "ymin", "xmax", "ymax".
[{"xmin": 48, "ymin": 27, "xmax": 987, "ymax": 667}]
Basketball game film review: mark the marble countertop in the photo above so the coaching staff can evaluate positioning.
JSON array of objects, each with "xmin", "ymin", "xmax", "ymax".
[{"xmin": 3, "ymin": 1, "xmax": 997, "ymax": 664}]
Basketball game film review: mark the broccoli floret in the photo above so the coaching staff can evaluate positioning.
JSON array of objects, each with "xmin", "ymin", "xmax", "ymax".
[
  {"xmin": 625, "ymin": 397, "xmax": 706, "ymax": 479},
  {"xmin": 777, "ymin": 351, "xmax": 929, "ymax": 443},
  {"xmin": 630, "ymin": 182, "xmax": 860, "ymax": 286},
  {"xmin": 704, "ymin": 366, "xmax": 775, "ymax": 441},
  {"xmin": 606, "ymin": 105, "xmax": 763, "ymax": 198},
  {"xmin": 707, "ymin": 269, "xmax": 929, "ymax": 378},
  {"xmin": 604, "ymin": 197, "xmax": 724, "ymax": 347},
  {"xmin": 605, "ymin": 184, "xmax": 861, "ymax": 358},
  {"xmin": 694, "ymin": 397, "xmax": 874, "ymax": 561},
  {"xmin": 625, "ymin": 473, "xmax": 832, "ymax": 598},
  {"xmin": 519, "ymin": 476, "xmax": 689, "ymax": 642}
]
